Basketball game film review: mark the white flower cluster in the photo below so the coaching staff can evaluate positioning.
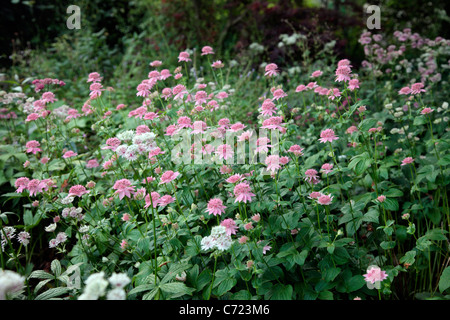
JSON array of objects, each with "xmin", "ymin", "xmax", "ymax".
[
  {"xmin": 1, "ymin": 226, "xmax": 31, "ymax": 250},
  {"xmin": 201, "ymin": 226, "xmax": 232, "ymax": 252},
  {"xmin": 115, "ymin": 131, "xmax": 157, "ymax": 162},
  {"xmin": 78, "ymin": 271, "xmax": 130, "ymax": 300},
  {"xmin": 0, "ymin": 269, "xmax": 25, "ymax": 300},
  {"xmin": 49, "ymin": 232, "xmax": 68, "ymax": 248},
  {"xmin": 62, "ymin": 207, "xmax": 84, "ymax": 220}
]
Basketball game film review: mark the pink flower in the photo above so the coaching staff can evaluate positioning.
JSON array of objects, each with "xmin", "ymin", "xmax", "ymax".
[
  {"xmin": 311, "ymin": 70, "xmax": 323, "ymax": 78},
  {"xmin": 335, "ymin": 65, "xmax": 352, "ymax": 82},
  {"xmin": 305, "ymin": 169, "xmax": 321, "ymax": 185},
  {"xmin": 172, "ymin": 84, "xmax": 188, "ymax": 100},
  {"xmin": 63, "ymin": 150, "xmax": 78, "ymax": 159},
  {"xmin": 244, "ymin": 222, "xmax": 253, "ymax": 230},
  {"xmin": 15, "ymin": 177, "xmax": 30, "ymax": 193},
  {"xmin": 261, "ymin": 116, "xmax": 284, "ymax": 131},
  {"xmin": 346, "ymin": 126, "xmax": 358, "ymax": 134},
  {"xmin": 272, "ymin": 88, "xmax": 287, "ymax": 101},
  {"xmin": 420, "ymin": 107, "xmax": 434, "ymax": 115},
  {"xmin": 255, "ymin": 137, "xmax": 272, "ymax": 153},
  {"xmin": 41, "ymin": 92, "xmax": 57, "ymax": 104},
  {"xmin": 40, "ymin": 157, "xmax": 50, "ymax": 164},
  {"xmin": 122, "ymin": 213, "xmax": 131, "ymax": 221},
  {"xmin": 317, "ymin": 193, "xmax": 333, "ymax": 205},
  {"xmin": 89, "ymin": 83, "xmax": 104, "ymax": 98},
  {"xmin": 319, "ymin": 129, "xmax": 339, "ymax": 143},
  {"xmin": 136, "ymin": 82, "xmax": 150, "ymax": 97},
  {"xmin": 159, "ymin": 170, "xmax": 180, "ymax": 184},
  {"xmin": 219, "ymin": 165, "xmax": 232, "ymax": 175},
  {"xmin": 401, "ymin": 157, "xmax": 414, "ymax": 166},
  {"xmin": 177, "ymin": 116, "xmax": 192, "ymax": 129},
  {"xmin": 194, "ymin": 91, "xmax": 208, "ymax": 106},
  {"xmin": 295, "ymin": 84, "xmax": 307, "ymax": 92},
  {"xmin": 144, "ymin": 192, "xmax": 161, "ymax": 209},
  {"xmin": 398, "ymin": 86, "xmax": 411, "ymax": 95},
  {"xmin": 165, "ymin": 124, "xmax": 179, "ymax": 136},
  {"xmin": 307, "ymin": 82, "xmax": 318, "ymax": 90},
  {"xmin": 26, "ymin": 113, "xmax": 41, "ymax": 122},
  {"xmin": 178, "ymin": 51, "xmax": 191, "ymax": 62},
  {"xmin": 68, "ymin": 185, "xmax": 90, "ymax": 197},
  {"xmin": 120, "ymin": 240, "xmax": 128, "ymax": 250},
  {"xmin": 363, "ymin": 265, "xmax": 388, "ymax": 287},
  {"xmin": 251, "ymin": 214, "xmax": 261, "ymax": 223},
  {"xmin": 320, "ymin": 163, "xmax": 334, "ymax": 174},
  {"xmin": 158, "ymin": 195, "xmax": 175, "ymax": 207},
  {"xmin": 410, "ymin": 82, "xmax": 426, "ymax": 95},
  {"xmin": 288, "ymin": 145, "xmax": 304, "ymax": 156},
  {"xmin": 262, "ymin": 245, "xmax": 271, "ymax": 255},
  {"xmin": 211, "ymin": 60, "xmax": 224, "ymax": 68},
  {"xmin": 377, "ymin": 195, "xmax": 386, "ymax": 203},
  {"xmin": 87, "ymin": 72, "xmax": 102, "ymax": 83},
  {"xmin": 102, "ymin": 138, "xmax": 121, "ymax": 152},
  {"xmin": 150, "ymin": 60, "xmax": 162, "ymax": 67},
  {"xmin": 308, "ymin": 191, "xmax": 322, "ymax": 199},
  {"xmin": 201, "ymin": 46, "xmax": 214, "ymax": 55},
  {"xmin": 229, "ymin": 122, "xmax": 246, "ymax": 132},
  {"xmin": 233, "ymin": 183, "xmax": 256, "ymax": 203},
  {"xmin": 215, "ymin": 144, "xmax": 234, "ymax": 160},
  {"xmin": 348, "ymin": 79, "xmax": 360, "ymax": 91},
  {"xmin": 265, "ymin": 155, "xmax": 281, "ymax": 172},
  {"xmin": 26, "ymin": 179, "xmax": 48, "ymax": 197},
  {"xmin": 260, "ymin": 99, "xmax": 277, "ymax": 116},
  {"xmin": 239, "ymin": 236, "xmax": 249, "ymax": 244},
  {"xmin": 327, "ymin": 88, "xmax": 341, "ymax": 100},
  {"xmin": 220, "ymin": 218, "xmax": 238, "ymax": 236},
  {"xmin": 113, "ymin": 179, "xmax": 135, "ymax": 200},
  {"xmin": 226, "ymin": 174, "xmax": 243, "ymax": 184},
  {"xmin": 25, "ymin": 140, "xmax": 42, "ymax": 154},
  {"xmin": 265, "ymin": 63, "xmax": 279, "ymax": 77},
  {"xmin": 206, "ymin": 198, "xmax": 227, "ymax": 216}
]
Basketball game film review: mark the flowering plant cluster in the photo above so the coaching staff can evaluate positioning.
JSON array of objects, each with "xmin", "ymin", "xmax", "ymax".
[{"xmin": 0, "ymin": 28, "xmax": 449, "ymax": 301}]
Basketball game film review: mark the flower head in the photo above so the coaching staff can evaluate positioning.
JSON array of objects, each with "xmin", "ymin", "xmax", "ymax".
[{"xmin": 206, "ymin": 198, "xmax": 227, "ymax": 216}]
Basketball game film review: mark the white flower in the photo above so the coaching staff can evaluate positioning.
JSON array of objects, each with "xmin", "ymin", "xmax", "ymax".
[
  {"xmin": 117, "ymin": 130, "xmax": 135, "ymax": 141},
  {"xmin": 215, "ymin": 235, "xmax": 232, "ymax": 251},
  {"xmin": 78, "ymin": 272, "xmax": 109, "ymax": 300},
  {"xmin": 201, "ymin": 236, "xmax": 215, "ymax": 251},
  {"xmin": 107, "ymin": 288, "xmax": 126, "ymax": 300},
  {"xmin": 79, "ymin": 225, "xmax": 89, "ymax": 233},
  {"xmin": 0, "ymin": 269, "xmax": 25, "ymax": 300},
  {"xmin": 45, "ymin": 223, "xmax": 57, "ymax": 232},
  {"xmin": 60, "ymin": 196, "xmax": 75, "ymax": 204},
  {"xmin": 108, "ymin": 273, "xmax": 131, "ymax": 288},
  {"xmin": 210, "ymin": 226, "xmax": 227, "ymax": 237}
]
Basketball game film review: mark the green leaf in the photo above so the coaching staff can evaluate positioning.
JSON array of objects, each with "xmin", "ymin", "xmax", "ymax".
[
  {"xmin": 380, "ymin": 241, "xmax": 396, "ymax": 250},
  {"xmin": 439, "ymin": 267, "xmax": 450, "ymax": 293},
  {"xmin": 293, "ymin": 250, "xmax": 308, "ymax": 266},
  {"xmin": 51, "ymin": 260, "xmax": 62, "ymax": 277},
  {"xmin": 384, "ymin": 188, "xmax": 403, "ymax": 197},
  {"xmin": 35, "ymin": 287, "xmax": 72, "ymax": 300},
  {"xmin": 216, "ymin": 278, "xmax": 237, "ymax": 296},
  {"xmin": 159, "ymin": 282, "xmax": 194, "ymax": 298},
  {"xmin": 382, "ymin": 198, "xmax": 399, "ymax": 211},
  {"xmin": 346, "ymin": 275, "xmax": 366, "ymax": 292},
  {"xmin": 268, "ymin": 284, "xmax": 293, "ymax": 300},
  {"xmin": 318, "ymin": 290, "xmax": 334, "ymax": 300},
  {"xmin": 399, "ymin": 250, "xmax": 416, "ymax": 266},
  {"xmin": 28, "ymin": 270, "xmax": 54, "ymax": 280}
]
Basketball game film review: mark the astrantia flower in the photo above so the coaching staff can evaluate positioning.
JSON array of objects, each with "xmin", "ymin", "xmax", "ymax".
[
  {"xmin": 15, "ymin": 177, "xmax": 30, "ymax": 193},
  {"xmin": 261, "ymin": 116, "xmax": 284, "ymax": 131},
  {"xmin": 113, "ymin": 179, "xmax": 135, "ymax": 200},
  {"xmin": 304, "ymin": 169, "xmax": 320, "ymax": 185},
  {"xmin": 335, "ymin": 65, "xmax": 352, "ymax": 82},
  {"xmin": 172, "ymin": 84, "xmax": 188, "ymax": 100},
  {"xmin": 401, "ymin": 157, "xmax": 414, "ymax": 166},
  {"xmin": 178, "ymin": 51, "xmax": 191, "ymax": 62},
  {"xmin": 327, "ymin": 88, "xmax": 341, "ymax": 100},
  {"xmin": 295, "ymin": 84, "xmax": 306, "ymax": 92},
  {"xmin": 319, "ymin": 129, "xmax": 339, "ymax": 143},
  {"xmin": 346, "ymin": 126, "xmax": 358, "ymax": 134},
  {"xmin": 265, "ymin": 155, "xmax": 281, "ymax": 172},
  {"xmin": 233, "ymin": 183, "xmax": 256, "ymax": 203},
  {"xmin": 220, "ymin": 218, "xmax": 238, "ymax": 236},
  {"xmin": 398, "ymin": 86, "xmax": 411, "ymax": 95},
  {"xmin": 144, "ymin": 192, "xmax": 160, "ymax": 209},
  {"xmin": 215, "ymin": 144, "xmax": 234, "ymax": 160},
  {"xmin": 26, "ymin": 113, "xmax": 40, "ymax": 122},
  {"xmin": 229, "ymin": 122, "xmax": 246, "ymax": 132},
  {"xmin": 17, "ymin": 231, "xmax": 30, "ymax": 246},
  {"xmin": 63, "ymin": 150, "xmax": 78, "ymax": 159},
  {"xmin": 420, "ymin": 107, "xmax": 434, "ymax": 115},
  {"xmin": 26, "ymin": 179, "xmax": 48, "ymax": 197},
  {"xmin": 102, "ymin": 138, "xmax": 121, "ymax": 152},
  {"xmin": 320, "ymin": 163, "xmax": 334, "ymax": 174},
  {"xmin": 377, "ymin": 195, "xmax": 386, "ymax": 203},
  {"xmin": 308, "ymin": 191, "xmax": 322, "ymax": 199},
  {"xmin": 87, "ymin": 72, "xmax": 102, "ymax": 83},
  {"xmin": 158, "ymin": 195, "xmax": 175, "ymax": 207},
  {"xmin": 206, "ymin": 198, "xmax": 227, "ymax": 216},
  {"xmin": 41, "ymin": 92, "xmax": 57, "ymax": 104},
  {"xmin": 265, "ymin": 63, "xmax": 279, "ymax": 77},
  {"xmin": 317, "ymin": 193, "xmax": 333, "ymax": 205},
  {"xmin": 255, "ymin": 137, "xmax": 272, "ymax": 153},
  {"xmin": 201, "ymin": 46, "xmax": 214, "ymax": 55},
  {"xmin": 363, "ymin": 265, "xmax": 388, "ymax": 289},
  {"xmin": 311, "ymin": 70, "xmax": 323, "ymax": 78},
  {"xmin": 68, "ymin": 185, "xmax": 90, "ymax": 197},
  {"xmin": 226, "ymin": 174, "xmax": 243, "ymax": 184},
  {"xmin": 410, "ymin": 82, "xmax": 426, "ymax": 95},
  {"xmin": 89, "ymin": 83, "xmax": 104, "ymax": 99},
  {"xmin": 25, "ymin": 140, "xmax": 41, "ymax": 154},
  {"xmin": 0, "ymin": 270, "xmax": 25, "ymax": 300},
  {"xmin": 348, "ymin": 79, "xmax": 360, "ymax": 91},
  {"xmin": 272, "ymin": 88, "xmax": 287, "ymax": 101},
  {"xmin": 211, "ymin": 60, "xmax": 224, "ymax": 68},
  {"xmin": 159, "ymin": 170, "xmax": 180, "ymax": 184},
  {"xmin": 86, "ymin": 159, "xmax": 100, "ymax": 168},
  {"xmin": 260, "ymin": 99, "xmax": 277, "ymax": 116},
  {"xmin": 288, "ymin": 144, "xmax": 304, "ymax": 156}
]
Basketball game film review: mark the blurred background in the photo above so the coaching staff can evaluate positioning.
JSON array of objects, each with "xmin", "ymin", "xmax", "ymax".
[{"xmin": 1, "ymin": 0, "xmax": 449, "ymax": 98}]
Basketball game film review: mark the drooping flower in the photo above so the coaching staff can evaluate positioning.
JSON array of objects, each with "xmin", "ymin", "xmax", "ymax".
[
  {"xmin": 206, "ymin": 198, "xmax": 227, "ymax": 216},
  {"xmin": 233, "ymin": 183, "xmax": 256, "ymax": 203},
  {"xmin": 113, "ymin": 179, "xmax": 135, "ymax": 200}
]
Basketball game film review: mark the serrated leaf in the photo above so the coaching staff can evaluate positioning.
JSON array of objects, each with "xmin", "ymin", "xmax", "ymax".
[{"xmin": 35, "ymin": 287, "xmax": 72, "ymax": 300}]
